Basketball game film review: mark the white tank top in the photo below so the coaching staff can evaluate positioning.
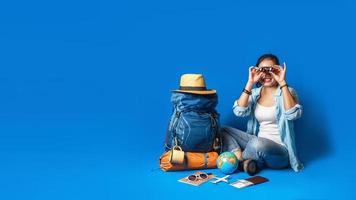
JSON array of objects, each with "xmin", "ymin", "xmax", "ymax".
[{"xmin": 254, "ymin": 103, "xmax": 284, "ymax": 146}]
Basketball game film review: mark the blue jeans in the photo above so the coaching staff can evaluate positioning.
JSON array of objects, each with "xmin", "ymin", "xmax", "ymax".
[{"xmin": 220, "ymin": 126, "xmax": 290, "ymax": 169}]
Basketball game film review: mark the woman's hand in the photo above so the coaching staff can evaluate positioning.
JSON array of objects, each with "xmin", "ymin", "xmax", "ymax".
[
  {"xmin": 248, "ymin": 66, "xmax": 263, "ymax": 84},
  {"xmin": 238, "ymin": 66, "xmax": 262, "ymax": 107},
  {"xmin": 271, "ymin": 62, "xmax": 287, "ymax": 85}
]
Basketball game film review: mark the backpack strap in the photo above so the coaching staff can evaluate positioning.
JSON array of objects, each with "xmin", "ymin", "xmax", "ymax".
[
  {"xmin": 204, "ymin": 153, "xmax": 208, "ymax": 168},
  {"xmin": 210, "ymin": 112, "xmax": 217, "ymax": 128},
  {"xmin": 168, "ymin": 110, "xmax": 181, "ymax": 148},
  {"xmin": 183, "ymin": 152, "xmax": 188, "ymax": 170},
  {"xmin": 211, "ymin": 112, "xmax": 222, "ymax": 153}
]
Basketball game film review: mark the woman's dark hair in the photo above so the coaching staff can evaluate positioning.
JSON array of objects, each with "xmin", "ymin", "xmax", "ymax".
[
  {"xmin": 255, "ymin": 53, "xmax": 280, "ymax": 67},
  {"xmin": 255, "ymin": 53, "xmax": 280, "ymax": 87}
]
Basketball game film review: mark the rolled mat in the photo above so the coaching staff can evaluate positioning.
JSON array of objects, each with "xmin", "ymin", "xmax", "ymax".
[{"xmin": 159, "ymin": 151, "xmax": 218, "ymax": 171}]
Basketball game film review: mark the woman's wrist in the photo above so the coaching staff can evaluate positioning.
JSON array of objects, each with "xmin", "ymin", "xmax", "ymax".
[
  {"xmin": 279, "ymin": 80, "xmax": 287, "ymax": 86},
  {"xmin": 246, "ymin": 80, "xmax": 254, "ymax": 90},
  {"xmin": 242, "ymin": 81, "xmax": 254, "ymax": 96},
  {"xmin": 279, "ymin": 80, "xmax": 288, "ymax": 89}
]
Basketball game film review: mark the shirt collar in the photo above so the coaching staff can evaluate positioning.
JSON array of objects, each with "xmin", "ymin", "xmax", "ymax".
[{"xmin": 275, "ymin": 86, "xmax": 282, "ymax": 96}]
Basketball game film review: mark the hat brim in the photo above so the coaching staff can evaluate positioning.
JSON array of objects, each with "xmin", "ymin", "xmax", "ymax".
[{"xmin": 172, "ymin": 89, "xmax": 217, "ymax": 95}]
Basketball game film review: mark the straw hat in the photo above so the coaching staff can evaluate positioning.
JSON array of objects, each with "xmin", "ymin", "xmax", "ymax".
[{"xmin": 172, "ymin": 74, "xmax": 216, "ymax": 95}]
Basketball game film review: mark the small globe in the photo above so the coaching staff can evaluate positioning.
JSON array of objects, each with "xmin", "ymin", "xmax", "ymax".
[{"xmin": 216, "ymin": 152, "xmax": 238, "ymax": 174}]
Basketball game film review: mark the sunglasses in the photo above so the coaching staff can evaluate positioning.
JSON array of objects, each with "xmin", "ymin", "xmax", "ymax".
[{"xmin": 187, "ymin": 172, "xmax": 212, "ymax": 181}]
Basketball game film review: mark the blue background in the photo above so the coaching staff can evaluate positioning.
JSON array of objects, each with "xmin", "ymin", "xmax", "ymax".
[{"xmin": 1, "ymin": 0, "xmax": 356, "ymax": 199}]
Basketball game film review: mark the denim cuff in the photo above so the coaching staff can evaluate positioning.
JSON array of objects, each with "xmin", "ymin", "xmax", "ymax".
[
  {"xmin": 233, "ymin": 100, "xmax": 250, "ymax": 116},
  {"xmin": 230, "ymin": 147, "xmax": 241, "ymax": 153},
  {"xmin": 233, "ymin": 105, "xmax": 249, "ymax": 112},
  {"xmin": 285, "ymin": 103, "xmax": 302, "ymax": 114}
]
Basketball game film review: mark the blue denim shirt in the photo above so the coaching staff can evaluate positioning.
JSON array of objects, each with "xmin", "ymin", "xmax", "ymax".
[{"xmin": 233, "ymin": 86, "xmax": 304, "ymax": 172}]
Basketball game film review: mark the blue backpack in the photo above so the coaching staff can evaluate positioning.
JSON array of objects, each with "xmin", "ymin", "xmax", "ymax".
[{"xmin": 165, "ymin": 92, "xmax": 220, "ymax": 152}]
